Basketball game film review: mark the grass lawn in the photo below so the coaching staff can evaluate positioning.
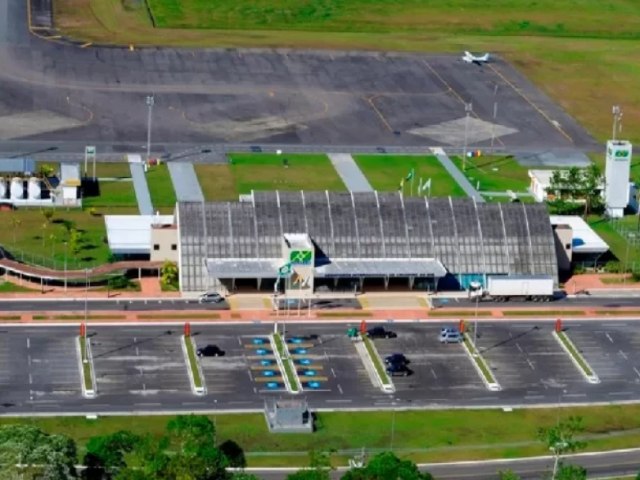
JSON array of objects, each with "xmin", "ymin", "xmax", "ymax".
[
  {"xmin": 450, "ymin": 155, "xmax": 537, "ymax": 193},
  {"xmin": 0, "ymin": 282, "xmax": 36, "ymax": 292},
  {"xmin": 354, "ymin": 155, "xmax": 465, "ymax": 197},
  {"xmin": 0, "ymin": 207, "xmax": 136, "ymax": 269},
  {"xmin": 272, "ymin": 332, "xmax": 299, "ymax": 393},
  {"xmin": 183, "ymin": 335, "xmax": 203, "ymax": 389},
  {"xmin": 362, "ymin": 336, "xmax": 390, "ymax": 385},
  {"xmin": 146, "ymin": 164, "xmax": 177, "ymax": 209},
  {"xmin": 556, "ymin": 331, "xmax": 593, "ymax": 377},
  {"xmin": 83, "ymin": 181, "xmax": 137, "ymax": 208},
  {"xmin": 588, "ymin": 216, "xmax": 640, "ymax": 268},
  {"xmin": 195, "ymin": 154, "xmax": 345, "ymax": 201},
  {"xmin": 79, "ymin": 336, "xmax": 94, "ymax": 392},
  {"xmin": 7, "ymin": 404, "xmax": 640, "ymax": 465},
  {"xmin": 94, "ymin": 162, "xmax": 132, "ymax": 179}
]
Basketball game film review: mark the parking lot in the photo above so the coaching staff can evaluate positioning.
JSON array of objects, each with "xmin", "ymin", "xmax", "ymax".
[
  {"xmin": 0, "ymin": 327, "xmax": 79, "ymax": 406},
  {"xmin": 372, "ymin": 324, "xmax": 485, "ymax": 401},
  {"xmin": 189, "ymin": 327, "xmax": 261, "ymax": 402},
  {"xmin": 90, "ymin": 326, "xmax": 190, "ymax": 398},
  {"xmin": 566, "ymin": 322, "xmax": 640, "ymax": 398},
  {"xmin": 475, "ymin": 323, "xmax": 586, "ymax": 398}
]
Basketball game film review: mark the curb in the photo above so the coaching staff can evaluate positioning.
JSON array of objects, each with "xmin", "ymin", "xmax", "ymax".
[
  {"xmin": 355, "ymin": 336, "xmax": 395, "ymax": 393},
  {"xmin": 269, "ymin": 333, "xmax": 300, "ymax": 394},
  {"xmin": 461, "ymin": 337, "xmax": 501, "ymax": 391},
  {"xmin": 77, "ymin": 336, "xmax": 97, "ymax": 398}
]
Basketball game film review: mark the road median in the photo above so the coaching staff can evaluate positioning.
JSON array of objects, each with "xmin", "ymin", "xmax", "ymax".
[
  {"xmin": 271, "ymin": 332, "xmax": 301, "ymax": 393},
  {"xmin": 181, "ymin": 335, "xmax": 207, "ymax": 395},
  {"xmin": 553, "ymin": 330, "xmax": 600, "ymax": 384},
  {"xmin": 77, "ymin": 335, "xmax": 96, "ymax": 398},
  {"xmin": 355, "ymin": 334, "xmax": 395, "ymax": 393},
  {"xmin": 462, "ymin": 335, "xmax": 501, "ymax": 391}
]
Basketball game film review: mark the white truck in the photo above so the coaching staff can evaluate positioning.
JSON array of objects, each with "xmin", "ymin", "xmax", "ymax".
[{"xmin": 468, "ymin": 275, "xmax": 555, "ymax": 302}]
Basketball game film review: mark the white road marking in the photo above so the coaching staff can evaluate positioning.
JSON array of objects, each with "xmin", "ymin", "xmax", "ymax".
[
  {"xmin": 29, "ymin": 374, "xmax": 32, "ymax": 384},
  {"xmin": 331, "ymin": 367, "xmax": 337, "ymax": 378},
  {"xmin": 619, "ymin": 350, "xmax": 629, "ymax": 360},
  {"xmin": 431, "ymin": 368, "xmax": 438, "ymax": 380},
  {"xmin": 633, "ymin": 367, "xmax": 640, "ymax": 379},
  {"xmin": 237, "ymin": 337, "xmax": 242, "ymax": 346},
  {"xmin": 326, "ymin": 399, "xmax": 352, "ymax": 403},
  {"xmin": 28, "ymin": 355, "xmax": 31, "ymax": 366},
  {"xmin": 610, "ymin": 391, "xmax": 632, "ymax": 396},
  {"xmin": 26, "ymin": 338, "xmax": 30, "ymax": 349},
  {"xmin": 516, "ymin": 343, "xmax": 523, "ymax": 353},
  {"xmin": 605, "ymin": 333, "xmax": 614, "ymax": 343},
  {"xmin": 526, "ymin": 358, "xmax": 535, "ymax": 370},
  {"xmin": 338, "ymin": 384, "xmax": 343, "ymax": 394}
]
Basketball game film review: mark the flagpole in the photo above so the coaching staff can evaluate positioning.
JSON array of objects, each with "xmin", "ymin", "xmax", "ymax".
[{"xmin": 410, "ymin": 172, "xmax": 415, "ymax": 196}]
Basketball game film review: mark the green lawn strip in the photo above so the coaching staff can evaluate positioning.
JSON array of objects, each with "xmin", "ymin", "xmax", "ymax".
[
  {"xmin": 78, "ymin": 336, "xmax": 94, "ymax": 393},
  {"xmin": 137, "ymin": 313, "xmax": 220, "ymax": 320},
  {"xmin": 556, "ymin": 330, "xmax": 594, "ymax": 377},
  {"xmin": 450, "ymin": 155, "xmax": 538, "ymax": 193},
  {"xmin": 595, "ymin": 309, "xmax": 640, "ymax": 315},
  {"xmin": 146, "ymin": 163, "xmax": 177, "ymax": 208},
  {"xmin": 428, "ymin": 310, "xmax": 493, "ymax": 317},
  {"xmin": 463, "ymin": 335, "xmax": 498, "ymax": 386},
  {"xmin": 361, "ymin": 335, "xmax": 391, "ymax": 385},
  {"xmin": 272, "ymin": 332, "xmax": 299, "ymax": 393},
  {"xmin": 229, "ymin": 153, "xmax": 346, "ymax": 193},
  {"xmin": 183, "ymin": 335, "xmax": 203, "ymax": 390},
  {"xmin": 94, "ymin": 162, "xmax": 132, "ymax": 179},
  {"xmin": 316, "ymin": 311, "xmax": 372, "ymax": 318},
  {"xmin": 588, "ymin": 216, "xmax": 640, "ymax": 266},
  {"xmin": 353, "ymin": 154, "xmax": 466, "ymax": 197},
  {"xmin": 193, "ymin": 164, "xmax": 238, "ymax": 201},
  {"xmin": 0, "ymin": 316, "xmax": 20, "ymax": 320},
  {"xmin": 83, "ymin": 180, "xmax": 137, "ymax": 207},
  {"xmin": 0, "ymin": 282, "xmax": 36, "ymax": 292},
  {"xmin": 600, "ymin": 276, "xmax": 640, "ymax": 285},
  {"xmin": 52, "ymin": 315, "xmax": 127, "ymax": 320},
  {"xmin": 504, "ymin": 310, "xmax": 585, "ymax": 317},
  {"xmin": 8, "ymin": 406, "xmax": 640, "ymax": 463}
]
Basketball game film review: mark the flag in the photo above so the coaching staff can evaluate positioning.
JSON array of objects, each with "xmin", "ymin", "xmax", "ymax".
[
  {"xmin": 421, "ymin": 178, "xmax": 432, "ymax": 194},
  {"xmin": 405, "ymin": 168, "xmax": 415, "ymax": 181}
]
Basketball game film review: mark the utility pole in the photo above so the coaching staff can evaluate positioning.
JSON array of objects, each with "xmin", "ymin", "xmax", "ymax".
[
  {"xmin": 146, "ymin": 95, "xmax": 155, "ymax": 162},
  {"xmin": 462, "ymin": 102, "xmax": 473, "ymax": 171}
]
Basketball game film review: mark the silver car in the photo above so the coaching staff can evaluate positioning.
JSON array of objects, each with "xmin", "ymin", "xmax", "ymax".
[
  {"xmin": 199, "ymin": 292, "xmax": 225, "ymax": 304},
  {"xmin": 439, "ymin": 331, "xmax": 463, "ymax": 344}
]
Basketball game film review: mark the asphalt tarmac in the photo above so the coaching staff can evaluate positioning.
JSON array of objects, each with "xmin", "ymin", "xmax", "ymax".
[
  {"xmin": 1, "ymin": 320, "xmax": 640, "ymax": 415},
  {"xmin": 0, "ymin": 0, "xmax": 597, "ymax": 159}
]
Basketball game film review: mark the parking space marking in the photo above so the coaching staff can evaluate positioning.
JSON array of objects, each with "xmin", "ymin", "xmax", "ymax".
[
  {"xmin": 619, "ymin": 350, "xmax": 629, "ymax": 360},
  {"xmin": 605, "ymin": 333, "xmax": 614, "ymax": 343},
  {"xmin": 634, "ymin": 367, "xmax": 640, "ymax": 379}
]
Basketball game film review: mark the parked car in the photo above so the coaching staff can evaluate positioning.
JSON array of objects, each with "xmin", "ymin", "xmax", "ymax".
[
  {"xmin": 196, "ymin": 345, "xmax": 225, "ymax": 357},
  {"xmin": 367, "ymin": 326, "xmax": 397, "ymax": 339},
  {"xmin": 440, "ymin": 327, "xmax": 460, "ymax": 336},
  {"xmin": 384, "ymin": 353, "xmax": 408, "ymax": 366},
  {"xmin": 199, "ymin": 292, "xmax": 225, "ymax": 304},
  {"xmin": 439, "ymin": 330, "xmax": 463, "ymax": 344},
  {"xmin": 386, "ymin": 362, "xmax": 410, "ymax": 377}
]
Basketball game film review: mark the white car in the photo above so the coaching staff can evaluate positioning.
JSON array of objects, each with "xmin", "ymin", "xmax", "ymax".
[{"xmin": 199, "ymin": 292, "xmax": 225, "ymax": 304}]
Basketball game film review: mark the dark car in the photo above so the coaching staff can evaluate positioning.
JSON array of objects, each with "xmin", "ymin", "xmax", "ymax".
[
  {"xmin": 386, "ymin": 363, "xmax": 410, "ymax": 377},
  {"xmin": 367, "ymin": 326, "xmax": 397, "ymax": 339},
  {"xmin": 196, "ymin": 345, "xmax": 225, "ymax": 357},
  {"xmin": 384, "ymin": 353, "xmax": 408, "ymax": 366}
]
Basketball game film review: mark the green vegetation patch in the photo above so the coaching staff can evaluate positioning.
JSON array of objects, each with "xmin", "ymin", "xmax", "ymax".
[
  {"xmin": 362, "ymin": 335, "xmax": 390, "ymax": 385},
  {"xmin": 93, "ymin": 162, "xmax": 132, "ymax": 179},
  {"xmin": 556, "ymin": 330, "xmax": 593, "ymax": 376},
  {"xmin": 450, "ymin": 155, "xmax": 536, "ymax": 193},
  {"xmin": 428, "ymin": 310, "xmax": 492, "ymax": 317},
  {"xmin": 588, "ymin": 216, "xmax": 640, "ymax": 268},
  {"xmin": 83, "ymin": 180, "xmax": 137, "ymax": 208},
  {"xmin": 231, "ymin": 153, "xmax": 345, "ymax": 193},
  {"xmin": 354, "ymin": 155, "xmax": 465, "ymax": 197},
  {"xmin": 272, "ymin": 332, "xmax": 299, "ymax": 393},
  {"xmin": 183, "ymin": 335, "xmax": 203, "ymax": 389},
  {"xmin": 78, "ymin": 336, "xmax": 93, "ymax": 392},
  {"xmin": 316, "ymin": 311, "xmax": 372, "ymax": 318},
  {"xmin": 137, "ymin": 313, "xmax": 220, "ymax": 319},
  {"xmin": 0, "ymin": 282, "xmax": 36, "ymax": 293},
  {"xmin": 146, "ymin": 163, "xmax": 177, "ymax": 209}
]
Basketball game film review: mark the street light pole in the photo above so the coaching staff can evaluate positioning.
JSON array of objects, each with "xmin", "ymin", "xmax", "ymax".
[
  {"xmin": 473, "ymin": 292, "xmax": 479, "ymax": 346},
  {"xmin": 462, "ymin": 102, "xmax": 473, "ymax": 171},
  {"xmin": 146, "ymin": 95, "xmax": 155, "ymax": 162}
]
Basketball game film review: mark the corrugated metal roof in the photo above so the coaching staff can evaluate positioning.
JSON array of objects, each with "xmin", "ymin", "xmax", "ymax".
[{"xmin": 105, "ymin": 215, "xmax": 174, "ymax": 255}]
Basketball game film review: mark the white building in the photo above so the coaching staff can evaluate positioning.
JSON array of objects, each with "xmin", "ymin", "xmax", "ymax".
[{"xmin": 604, "ymin": 140, "xmax": 633, "ymax": 218}]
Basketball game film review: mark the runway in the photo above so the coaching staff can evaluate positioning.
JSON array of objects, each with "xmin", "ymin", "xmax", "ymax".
[{"xmin": 0, "ymin": 0, "xmax": 597, "ymax": 159}]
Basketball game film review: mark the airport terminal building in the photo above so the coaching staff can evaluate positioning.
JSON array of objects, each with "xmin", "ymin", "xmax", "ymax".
[{"xmin": 176, "ymin": 192, "xmax": 558, "ymax": 296}]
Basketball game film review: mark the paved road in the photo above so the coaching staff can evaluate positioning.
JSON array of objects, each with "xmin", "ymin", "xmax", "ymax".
[
  {"xmin": 0, "ymin": 295, "xmax": 637, "ymax": 312},
  {"xmin": 328, "ymin": 153, "xmax": 373, "ymax": 192},
  {"xmin": 249, "ymin": 448, "xmax": 640, "ymax": 479},
  {"xmin": 1, "ymin": 321, "xmax": 640, "ymax": 414},
  {"xmin": 430, "ymin": 147, "xmax": 484, "ymax": 202},
  {"xmin": 0, "ymin": 0, "xmax": 597, "ymax": 159}
]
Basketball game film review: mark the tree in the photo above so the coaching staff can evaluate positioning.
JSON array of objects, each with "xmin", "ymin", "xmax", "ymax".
[
  {"xmin": 341, "ymin": 452, "xmax": 433, "ymax": 480},
  {"xmin": 83, "ymin": 431, "xmax": 140, "ymax": 479},
  {"xmin": 160, "ymin": 261, "xmax": 179, "ymax": 289},
  {"xmin": 554, "ymin": 462, "xmax": 587, "ymax": 480},
  {"xmin": 0, "ymin": 424, "xmax": 77, "ymax": 479},
  {"xmin": 230, "ymin": 473, "xmax": 260, "ymax": 480},
  {"xmin": 69, "ymin": 228, "xmax": 82, "ymax": 256},
  {"xmin": 538, "ymin": 416, "xmax": 586, "ymax": 480},
  {"xmin": 219, "ymin": 440, "xmax": 246, "ymax": 468},
  {"xmin": 546, "ymin": 166, "xmax": 603, "ymax": 217}
]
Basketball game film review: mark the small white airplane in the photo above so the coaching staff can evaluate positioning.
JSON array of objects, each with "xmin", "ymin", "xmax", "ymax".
[{"xmin": 462, "ymin": 51, "xmax": 490, "ymax": 65}]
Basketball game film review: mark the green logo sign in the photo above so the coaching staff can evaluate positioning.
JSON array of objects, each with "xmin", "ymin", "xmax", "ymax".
[
  {"xmin": 289, "ymin": 250, "xmax": 312, "ymax": 265},
  {"xmin": 614, "ymin": 149, "xmax": 630, "ymax": 158}
]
